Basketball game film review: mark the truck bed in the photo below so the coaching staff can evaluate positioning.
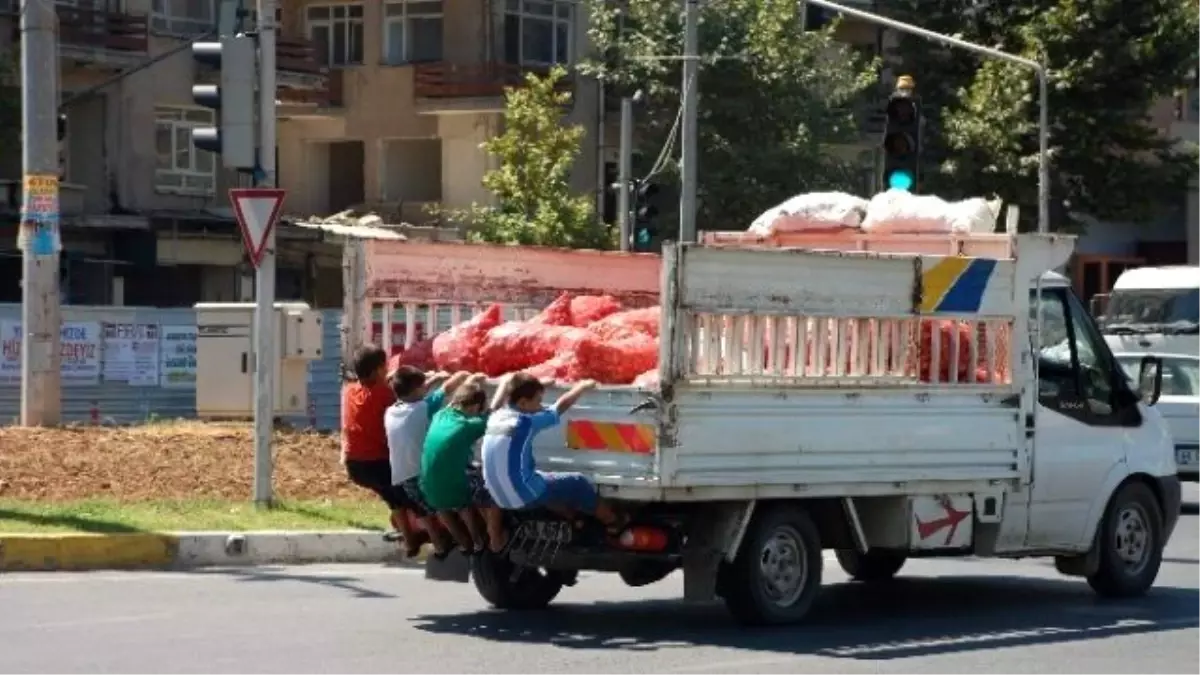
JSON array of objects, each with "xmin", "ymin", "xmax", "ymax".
[{"xmin": 344, "ymin": 232, "xmax": 1073, "ymax": 502}]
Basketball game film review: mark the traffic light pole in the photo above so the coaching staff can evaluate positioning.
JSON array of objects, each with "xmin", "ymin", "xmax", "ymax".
[
  {"xmin": 803, "ymin": 0, "xmax": 1050, "ymax": 234},
  {"xmin": 618, "ymin": 97, "xmax": 634, "ymax": 252},
  {"xmin": 253, "ymin": 0, "xmax": 278, "ymax": 505},
  {"xmin": 678, "ymin": 0, "xmax": 700, "ymax": 244},
  {"xmin": 19, "ymin": 0, "xmax": 62, "ymax": 426}
]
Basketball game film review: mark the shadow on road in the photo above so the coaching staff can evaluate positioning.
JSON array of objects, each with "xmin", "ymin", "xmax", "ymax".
[
  {"xmin": 411, "ymin": 576, "xmax": 1198, "ymax": 660},
  {"xmin": 191, "ymin": 566, "xmax": 396, "ymax": 599}
]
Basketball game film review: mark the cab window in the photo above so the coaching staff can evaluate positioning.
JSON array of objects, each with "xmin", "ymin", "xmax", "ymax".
[{"xmin": 1032, "ymin": 287, "xmax": 1140, "ymax": 426}]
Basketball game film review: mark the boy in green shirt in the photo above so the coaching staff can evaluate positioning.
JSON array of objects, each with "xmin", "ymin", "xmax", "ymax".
[{"xmin": 420, "ymin": 376, "xmax": 506, "ymax": 553}]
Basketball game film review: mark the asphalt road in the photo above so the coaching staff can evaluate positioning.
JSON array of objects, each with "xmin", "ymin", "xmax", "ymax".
[{"xmin": 3, "ymin": 486, "xmax": 1197, "ymax": 675}]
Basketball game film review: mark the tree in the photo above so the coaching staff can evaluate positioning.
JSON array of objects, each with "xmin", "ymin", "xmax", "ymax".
[
  {"xmin": 887, "ymin": 0, "xmax": 1198, "ymax": 228},
  {"xmin": 582, "ymin": 0, "xmax": 878, "ymax": 232},
  {"xmin": 443, "ymin": 66, "xmax": 609, "ymax": 249}
]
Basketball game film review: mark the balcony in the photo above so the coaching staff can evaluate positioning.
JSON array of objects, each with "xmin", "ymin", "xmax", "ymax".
[
  {"xmin": 413, "ymin": 62, "xmax": 569, "ymax": 114},
  {"xmin": 57, "ymin": 7, "xmax": 149, "ymax": 70},
  {"xmin": 276, "ymin": 37, "xmax": 341, "ymax": 115}
]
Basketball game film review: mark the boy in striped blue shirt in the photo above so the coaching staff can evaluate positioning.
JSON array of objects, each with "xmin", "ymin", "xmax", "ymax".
[{"xmin": 481, "ymin": 373, "xmax": 625, "ymax": 534}]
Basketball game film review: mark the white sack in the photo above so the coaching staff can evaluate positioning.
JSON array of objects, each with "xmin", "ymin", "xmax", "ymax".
[
  {"xmin": 748, "ymin": 191, "xmax": 868, "ymax": 236},
  {"xmin": 861, "ymin": 189, "xmax": 999, "ymax": 234}
]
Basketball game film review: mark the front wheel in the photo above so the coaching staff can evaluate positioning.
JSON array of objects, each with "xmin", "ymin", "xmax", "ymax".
[
  {"xmin": 1087, "ymin": 482, "xmax": 1164, "ymax": 598},
  {"xmin": 834, "ymin": 548, "xmax": 907, "ymax": 582},
  {"xmin": 471, "ymin": 552, "xmax": 564, "ymax": 610},
  {"xmin": 722, "ymin": 505, "xmax": 824, "ymax": 626}
]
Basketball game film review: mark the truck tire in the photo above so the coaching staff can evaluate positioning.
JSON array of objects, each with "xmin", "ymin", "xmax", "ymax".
[
  {"xmin": 471, "ymin": 552, "xmax": 564, "ymax": 610},
  {"xmin": 722, "ymin": 505, "xmax": 823, "ymax": 626},
  {"xmin": 834, "ymin": 548, "xmax": 907, "ymax": 582},
  {"xmin": 1087, "ymin": 482, "xmax": 1164, "ymax": 598}
]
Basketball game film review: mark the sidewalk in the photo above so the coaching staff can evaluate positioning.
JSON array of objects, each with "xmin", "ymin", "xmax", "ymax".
[{"xmin": 0, "ymin": 531, "xmax": 424, "ymax": 571}]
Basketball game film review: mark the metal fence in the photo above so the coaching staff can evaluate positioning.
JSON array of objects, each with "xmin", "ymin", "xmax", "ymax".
[{"xmin": 0, "ymin": 304, "xmax": 346, "ymax": 431}]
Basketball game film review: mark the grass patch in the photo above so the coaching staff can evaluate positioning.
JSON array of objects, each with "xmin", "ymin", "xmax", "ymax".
[{"xmin": 0, "ymin": 499, "xmax": 388, "ymax": 534}]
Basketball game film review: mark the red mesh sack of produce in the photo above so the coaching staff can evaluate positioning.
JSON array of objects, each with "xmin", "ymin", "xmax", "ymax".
[
  {"xmin": 528, "ymin": 292, "xmax": 574, "ymax": 326},
  {"xmin": 525, "ymin": 354, "xmax": 582, "ymax": 384},
  {"xmin": 478, "ymin": 323, "xmax": 590, "ymax": 377},
  {"xmin": 570, "ymin": 295, "xmax": 623, "ymax": 327},
  {"xmin": 917, "ymin": 320, "xmax": 975, "ymax": 383},
  {"xmin": 588, "ymin": 307, "xmax": 660, "ymax": 340},
  {"xmin": 432, "ymin": 304, "xmax": 503, "ymax": 372},
  {"xmin": 573, "ymin": 332, "xmax": 659, "ymax": 384},
  {"xmin": 388, "ymin": 338, "xmax": 436, "ymax": 372},
  {"xmin": 633, "ymin": 369, "xmax": 660, "ymax": 388}
]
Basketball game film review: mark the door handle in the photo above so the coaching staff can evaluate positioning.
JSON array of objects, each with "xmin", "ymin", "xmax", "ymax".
[{"xmin": 241, "ymin": 352, "xmax": 248, "ymax": 373}]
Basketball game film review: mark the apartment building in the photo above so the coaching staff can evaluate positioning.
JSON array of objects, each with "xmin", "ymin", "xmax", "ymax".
[{"xmin": 275, "ymin": 0, "xmax": 601, "ymax": 224}]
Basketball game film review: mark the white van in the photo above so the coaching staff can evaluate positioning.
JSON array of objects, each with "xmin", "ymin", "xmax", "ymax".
[{"xmin": 1096, "ymin": 266, "xmax": 1200, "ymax": 357}]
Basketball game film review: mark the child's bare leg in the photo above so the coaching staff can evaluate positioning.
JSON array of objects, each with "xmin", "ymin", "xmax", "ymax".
[
  {"xmin": 457, "ymin": 508, "xmax": 487, "ymax": 550},
  {"xmin": 435, "ymin": 512, "xmax": 473, "ymax": 551},
  {"xmin": 482, "ymin": 506, "xmax": 508, "ymax": 553},
  {"xmin": 594, "ymin": 499, "xmax": 627, "ymax": 531},
  {"xmin": 419, "ymin": 516, "xmax": 453, "ymax": 554},
  {"xmin": 392, "ymin": 508, "xmax": 422, "ymax": 556}
]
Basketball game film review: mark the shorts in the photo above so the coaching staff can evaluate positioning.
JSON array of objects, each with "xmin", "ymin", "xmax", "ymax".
[
  {"xmin": 397, "ymin": 476, "xmax": 433, "ymax": 516},
  {"xmin": 465, "ymin": 468, "xmax": 493, "ymax": 508},
  {"xmin": 345, "ymin": 459, "xmax": 405, "ymax": 511},
  {"xmin": 526, "ymin": 471, "xmax": 598, "ymax": 512}
]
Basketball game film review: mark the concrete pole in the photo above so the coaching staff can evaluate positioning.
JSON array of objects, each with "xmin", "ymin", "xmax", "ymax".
[
  {"xmin": 253, "ymin": 0, "xmax": 277, "ymax": 505},
  {"xmin": 678, "ymin": 0, "xmax": 699, "ymax": 244},
  {"xmin": 618, "ymin": 97, "xmax": 633, "ymax": 252},
  {"xmin": 19, "ymin": 0, "xmax": 62, "ymax": 426}
]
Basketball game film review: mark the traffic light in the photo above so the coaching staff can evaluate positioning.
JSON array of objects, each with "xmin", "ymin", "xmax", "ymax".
[
  {"xmin": 881, "ymin": 75, "xmax": 921, "ymax": 192},
  {"xmin": 191, "ymin": 33, "xmax": 257, "ymax": 170},
  {"xmin": 632, "ymin": 179, "xmax": 661, "ymax": 252}
]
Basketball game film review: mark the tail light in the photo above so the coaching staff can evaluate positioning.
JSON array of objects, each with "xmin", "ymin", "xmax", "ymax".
[{"xmin": 618, "ymin": 526, "xmax": 669, "ymax": 552}]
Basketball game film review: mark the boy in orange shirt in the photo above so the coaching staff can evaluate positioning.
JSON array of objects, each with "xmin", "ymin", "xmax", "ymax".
[{"xmin": 341, "ymin": 344, "xmax": 439, "ymax": 555}]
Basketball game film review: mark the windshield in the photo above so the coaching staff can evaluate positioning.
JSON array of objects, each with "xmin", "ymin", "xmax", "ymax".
[
  {"xmin": 1116, "ymin": 356, "xmax": 1200, "ymax": 397},
  {"xmin": 1100, "ymin": 288, "xmax": 1200, "ymax": 334}
]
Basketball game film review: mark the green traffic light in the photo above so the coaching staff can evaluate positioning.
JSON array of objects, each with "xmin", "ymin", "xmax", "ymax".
[
  {"xmin": 887, "ymin": 170, "xmax": 914, "ymax": 191},
  {"xmin": 636, "ymin": 228, "xmax": 651, "ymax": 244}
]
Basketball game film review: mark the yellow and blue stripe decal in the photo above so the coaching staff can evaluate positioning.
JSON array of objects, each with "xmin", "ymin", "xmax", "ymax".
[{"xmin": 919, "ymin": 257, "xmax": 998, "ymax": 314}]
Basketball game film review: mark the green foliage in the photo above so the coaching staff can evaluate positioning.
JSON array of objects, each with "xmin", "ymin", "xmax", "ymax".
[
  {"xmin": 889, "ymin": 0, "xmax": 1198, "ymax": 227},
  {"xmin": 443, "ymin": 66, "xmax": 609, "ymax": 249},
  {"xmin": 582, "ymin": 0, "xmax": 878, "ymax": 230}
]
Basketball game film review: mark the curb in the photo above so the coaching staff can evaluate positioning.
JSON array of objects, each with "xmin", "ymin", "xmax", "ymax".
[{"xmin": 0, "ymin": 531, "xmax": 425, "ymax": 572}]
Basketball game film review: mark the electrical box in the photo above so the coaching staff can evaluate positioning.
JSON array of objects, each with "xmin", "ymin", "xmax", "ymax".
[{"xmin": 195, "ymin": 302, "xmax": 324, "ymax": 419}]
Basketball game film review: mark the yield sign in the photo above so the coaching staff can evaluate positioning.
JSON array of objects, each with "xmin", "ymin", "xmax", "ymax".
[{"xmin": 230, "ymin": 188, "xmax": 286, "ymax": 268}]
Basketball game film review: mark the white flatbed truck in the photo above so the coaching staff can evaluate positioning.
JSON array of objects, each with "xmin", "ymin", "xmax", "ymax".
[{"xmin": 341, "ymin": 229, "xmax": 1182, "ymax": 625}]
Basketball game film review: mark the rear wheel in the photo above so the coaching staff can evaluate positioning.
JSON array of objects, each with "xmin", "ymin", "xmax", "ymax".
[
  {"xmin": 471, "ymin": 552, "xmax": 564, "ymax": 610},
  {"xmin": 834, "ymin": 548, "xmax": 907, "ymax": 582},
  {"xmin": 1087, "ymin": 482, "xmax": 1164, "ymax": 598},
  {"xmin": 722, "ymin": 505, "xmax": 824, "ymax": 626}
]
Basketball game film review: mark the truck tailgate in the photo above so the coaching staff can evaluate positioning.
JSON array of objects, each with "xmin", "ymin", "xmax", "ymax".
[{"xmin": 528, "ymin": 386, "xmax": 660, "ymax": 485}]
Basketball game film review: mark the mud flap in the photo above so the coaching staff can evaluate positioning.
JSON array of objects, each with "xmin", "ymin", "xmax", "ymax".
[{"xmin": 424, "ymin": 550, "xmax": 471, "ymax": 583}]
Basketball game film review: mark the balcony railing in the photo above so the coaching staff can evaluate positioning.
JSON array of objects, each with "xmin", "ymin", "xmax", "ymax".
[
  {"xmin": 413, "ymin": 62, "xmax": 566, "ymax": 99},
  {"xmin": 276, "ymin": 37, "xmax": 340, "ymax": 108},
  {"xmin": 277, "ymin": 36, "xmax": 325, "ymax": 76},
  {"xmin": 58, "ymin": 7, "xmax": 149, "ymax": 56}
]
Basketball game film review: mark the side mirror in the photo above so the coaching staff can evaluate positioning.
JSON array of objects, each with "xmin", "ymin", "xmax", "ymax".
[{"xmin": 1137, "ymin": 355, "xmax": 1164, "ymax": 405}]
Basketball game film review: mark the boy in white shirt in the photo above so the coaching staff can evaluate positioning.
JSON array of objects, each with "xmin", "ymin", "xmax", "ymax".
[{"xmin": 385, "ymin": 366, "xmax": 471, "ymax": 557}]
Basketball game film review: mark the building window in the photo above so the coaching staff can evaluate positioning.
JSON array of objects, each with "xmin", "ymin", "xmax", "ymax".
[
  {"xmin": 383, "ymin": 1, "xmax": 443, "ymax": 65},
  {"xmin": 306, "ymin": 4, "xmax": 364, "ymax": 67},
  {"xmin": 151, "ymin": 0, "xmax": 215, "ymax": 36},
  {"xmin": 154, "ymin": 106, "xmax": 216, "ymax": 196},
  {"xmin": 504, "ymin": 0, "xmax": 573, "ymax": 67}
]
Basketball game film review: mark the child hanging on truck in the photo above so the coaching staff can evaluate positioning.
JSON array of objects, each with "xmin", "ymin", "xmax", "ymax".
[
  {"xmin": 386, "ymin": 365, "xmax": 473, "ymax": 557},
  {"xmin": 420, "ymin": 377, "xmax": 508, "ymax": 554},
  {"xmin": 481, "ymin": 373, "xmax": 629, "ymax": 533},
  {"xmin": 341, "ymin": 345, "xmax": 414, "ymax": 543}
]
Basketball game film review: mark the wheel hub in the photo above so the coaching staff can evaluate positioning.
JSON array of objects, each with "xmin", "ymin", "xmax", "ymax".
[
  {"xmin": 1113, "ymin": 503, "xmax": 1151, "ymax": 574},
  {"xmin": 758, "ymin": 526, "xmax": 808, "ymax": 607}
]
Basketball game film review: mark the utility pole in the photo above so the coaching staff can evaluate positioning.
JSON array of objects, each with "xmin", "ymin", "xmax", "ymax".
[
  {"xmin": 19, "ymin": 0, "xmax": 62, "ymax": 426},
  {"xmin": 678, "ymin": 0, "xmax": 700, "ymax": 244},
  {"xmin": 253, "ymin": 0, "xmax": 278, "ymax": 505},
  {"xmin": 617, "ymin": 95, "xmax": 637, "ymax": 252}
]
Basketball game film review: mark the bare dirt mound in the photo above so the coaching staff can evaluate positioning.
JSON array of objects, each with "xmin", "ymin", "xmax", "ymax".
[{"xmin": 0, "ymin": 422, "xmax": 360, "ymax": 502}]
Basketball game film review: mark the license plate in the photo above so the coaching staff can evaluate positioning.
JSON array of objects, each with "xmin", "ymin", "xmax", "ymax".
[{"xmin": 1176, "ymin": 447, "xmax": 1198, "ymax": 470}]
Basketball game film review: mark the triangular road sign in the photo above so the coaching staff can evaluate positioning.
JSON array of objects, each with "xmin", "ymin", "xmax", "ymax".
[{"xmin": 230, "ymin": 188, "xmax": 287, "ymax": 268}]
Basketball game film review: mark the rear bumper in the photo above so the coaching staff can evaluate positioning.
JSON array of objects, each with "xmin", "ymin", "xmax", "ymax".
[{"xmin": 1154, "ymin": 474, "xmax": 1182, "ymax": 544}]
